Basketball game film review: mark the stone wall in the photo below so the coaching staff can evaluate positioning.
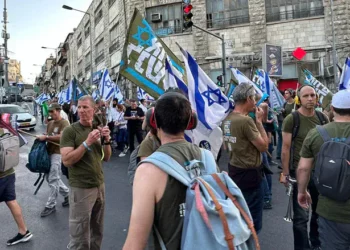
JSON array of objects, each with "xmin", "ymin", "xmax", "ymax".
[
  {"xmin": 248, "ymin": 0, "xmax": 267, "ymax": 51},
  {"xmin": 266, "ymin": 17, "xmax": 326, "ymax": 50}
]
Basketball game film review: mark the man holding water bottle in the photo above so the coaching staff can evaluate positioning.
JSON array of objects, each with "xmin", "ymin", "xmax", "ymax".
[{"xmin": 60, "ymin": 95, "xmax": 112, "ymax": 250}]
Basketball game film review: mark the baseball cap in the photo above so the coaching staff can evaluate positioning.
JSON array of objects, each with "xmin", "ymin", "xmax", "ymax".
[
  {"xmin": 332, "ymin": 90, "xmax": 350, "ymax": 109},
  {"xmin": 48, "ymin": 103, "xmax": 62, "ymax": 111}
]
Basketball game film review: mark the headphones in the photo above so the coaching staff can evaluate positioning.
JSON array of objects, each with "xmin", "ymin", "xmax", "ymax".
[
  {"xmin": 149, "ymin": 92, "xmax": 198, "ymax": 130},
  {"xmin": 295, "ymin": 85, "xmax": 319, "ymax": 106}
]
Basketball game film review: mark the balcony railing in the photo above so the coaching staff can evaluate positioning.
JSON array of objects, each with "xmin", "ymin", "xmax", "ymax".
[
  {"xmin": 85, "ymin": 64, "xmax": 91, "ymax": 73},
  {"xmin": 77, "ymin": 71, "xmax": 83, "ymax": 79},
  {"xmin": 57, "ymin": 48, "xmax": 68, "ymax": 66},
  {"xmin": 266, "ymin": 7, "xmax": 324, "ymax": 22},
  {"xmin": 206, "ymin": 13, "xmax": 249, "ymax": 29},
  {"xmin": 95, "ymin": 51, "xmax": 105, "ymax": 64}
]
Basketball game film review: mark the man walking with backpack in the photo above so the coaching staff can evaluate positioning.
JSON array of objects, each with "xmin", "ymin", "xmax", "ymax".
[
  {"xmin": 297, "ymin": 89, "xmax": 350, "ymax": 249},
  {"xmin": 123, "ymin": 91, "xmax": 258, "ymax": 250},
  {"xmin": 36, "ymin": 103, "xmax": 70, "ymax": 217},
  {"xmin": 281, "ymin": 85, "xmax": 328, "ymax": 250}
]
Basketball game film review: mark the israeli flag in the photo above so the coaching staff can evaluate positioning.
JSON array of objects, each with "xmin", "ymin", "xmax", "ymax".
[
  {"xmin": 137, "ymin": 87, "xmax": 155, "ymax": 101},
  {"xmin": 98, "ymin": 69, "xmax": 116, "ymax": 101},
  {"xmin": 92, "ymin": 90, "xmax": 99, "ymax": 101},
  {"xmin": 164, "ymin": 58, "xmax": 188, "ymax": 96},
  {"xmin": 255, "ymin": 69, "xmax": 284, "ymax": 110},
  {"xmin": 114, "ymin": 84, "xmax": 124, "ymax": 103},
  {"xmin": 339, "ymin": 57, "xmax": 350, "ymax": 90},
  {"xmin": 231, "ymin": 67, "xmax": 263, "ymax": 96},
  {"xmin": 181, "ymin": 47, "xmax": 231, "ymax": 133},
  {"xmin": 58, "ymin": 88, "xmax": 69, "ymax": 105},
  {"xmin": 35, "ymin": 93, "xmax": 51, "ymax": 105}
]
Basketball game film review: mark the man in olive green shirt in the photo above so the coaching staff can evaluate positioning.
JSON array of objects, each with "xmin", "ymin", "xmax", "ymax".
[
  {"xmin": 297, "ymin": 90, "xmax": 350, "ymax": 249},
  {"xmin": 222, "ymin": 82, "xmax": 269, "ymax": 233},
  {"xmin": 281, "ymin": 85, "xmax": 329, "ymax": 250},
  {"xmin": 60, "ymin": 96, "xmax": 112, "ymax": 250}
]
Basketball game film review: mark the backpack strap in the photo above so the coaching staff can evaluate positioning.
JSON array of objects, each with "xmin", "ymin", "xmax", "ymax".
[
  {"xmin": 200, "ymin": 148, "xmax": 217, "ymax": 174},
  {"xmin": 140, "ymin": 152, "xmax": 192, "ymax": 186},
  {"xmin": 153, "ymin": 226, "xmax": 167, "ymax": 250},
  {"xmin": 316, "ymin": 125, "xmax": 331, "ymax": 142},
  {"xmin": 291, "ymin": 111, "xmax": 300, "ymax": 140},
  {"xmin": 315, "ymin": 110, "xmax": 328, "ymax": 125}
]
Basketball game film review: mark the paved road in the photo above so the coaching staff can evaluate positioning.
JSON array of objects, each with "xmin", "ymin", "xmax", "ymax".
[{"xmin": 0, "ymin": 123, "xmax": 294, "ymax": 250}]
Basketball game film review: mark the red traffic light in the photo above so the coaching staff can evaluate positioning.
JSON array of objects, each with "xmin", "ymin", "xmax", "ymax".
[{"xmin": 183, "ymin": 4, "xmax": 192, "ymax": 13}]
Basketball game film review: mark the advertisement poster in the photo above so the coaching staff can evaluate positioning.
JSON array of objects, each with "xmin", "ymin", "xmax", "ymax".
[{"xmin": 263, "ymin": 44, "xmax": 283, "ymax": 77}]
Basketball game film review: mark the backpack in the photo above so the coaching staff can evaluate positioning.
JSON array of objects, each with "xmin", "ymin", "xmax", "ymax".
[
  {"xmin": 26, "ymin": 139, "xmax": 51, "ymax": 195},
  {"xmin": 289, "ymin": 110, "xmax": 328, "ymax": 170},
  {"xmin": 141, "ymin": 149, "xmax": 260, "ymax": 250},
  {"xmin": 313, "ymin": 125, "xmax": 350, "ymax": 202},
  {"xmin": 0, "ymin": 132, "xmax": 19, "ymax": 172}
]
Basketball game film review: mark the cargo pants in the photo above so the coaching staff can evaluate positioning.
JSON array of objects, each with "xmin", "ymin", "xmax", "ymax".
[
  {"xmin": 45, "ymin": 154, "xmax": 69, "ymax": 208},
  {"xmin": 67, "ymin": 184, "xmax": 105, "ymax": 250}
]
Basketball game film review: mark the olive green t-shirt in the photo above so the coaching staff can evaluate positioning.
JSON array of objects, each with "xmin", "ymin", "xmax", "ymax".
[
  {"xmin": 222, "ymin": 113, "xmax": 262, "ymax": 168},
  {"xmin": 283, "ymin": 102, "xmax": 295, "ymax": 118},
  {"xmin": 300, "ymin": 122, "xmax": 350, "ymax": 224},
  {"xmin": 60, "ymin": 122, "xmax": 104, "ymax": 188},
  {"xmin": 137, "ymin": 134, "xmax": 160, "ymax": 158},
  {"xmin": 152, "ymin": 140, "xmax": 202, "ymax": 250},
  {"xmin": 282, "ymin": 111, "xmax": 329, "ymax": 170},
  {"xmin": 47, "ymin": 119, "xmax": 70, "ymax": 155},
  {"xmin": 0, "ymin": 128, "xmax": 15, "ymax": 178}
]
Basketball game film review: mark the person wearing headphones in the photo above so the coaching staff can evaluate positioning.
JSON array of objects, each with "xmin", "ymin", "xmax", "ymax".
[
  {"xmin": 281, "ymin": 85, "xmax": 329, "ymax": 250},
  {"xmin": 123, "ymin": 91, "xmax": 203, "ymax": 250}
]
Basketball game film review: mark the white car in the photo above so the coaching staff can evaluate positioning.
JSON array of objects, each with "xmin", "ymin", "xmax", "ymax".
[{"xmin": 0, "ymin": 104, "xmax": 36, "ymax": 130}]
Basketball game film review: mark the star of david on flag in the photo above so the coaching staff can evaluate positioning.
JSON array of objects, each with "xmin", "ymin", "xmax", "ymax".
[
  {"xmin": 137, "ymin": 87, "xmax": 155, "ymax": 101},
  {"xmin": 179, "ymin": 46, "xmax": 231, "ymax": 134},
  {"xmin": 99, "ymin": 69, "xmax": 116, "ymax": 101},
  {"xmin": 35, "ymin": 93, "xmax": 51, "ymax": 105}
]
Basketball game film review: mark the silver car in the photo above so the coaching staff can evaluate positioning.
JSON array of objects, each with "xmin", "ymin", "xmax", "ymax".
[{"xmin": 0, "ymin": 104, "xmax": 36, "ymax": 130}]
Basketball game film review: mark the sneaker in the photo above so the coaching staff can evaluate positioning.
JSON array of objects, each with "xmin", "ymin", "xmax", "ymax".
[
  {"xmin": 119, "ymin": 152, "xmax": 126, "ymax": 157},
  {"xmin": 123, "ymin": 147, "xmax": 128, "ymax": 154},
  {"xmin": 62, "ymin": 197, "xmax": 69, "ymax": 207},
  {"xmin": 7, "ymin": 230, "xmax": 33, "ymax": 246},
  {"xmin": 269, "ymin": 161, "xmax": 278, "ymax": 166},
  {"xmin": 40, "ymin": 206, "xmax": 56, "ymax": 217},
  {"xmin": 263, "ymin": 201, "xmax": 272, "ymax": 210}
]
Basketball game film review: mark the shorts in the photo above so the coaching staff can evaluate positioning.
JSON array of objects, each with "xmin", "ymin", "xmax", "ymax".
[{"xmin": 0, "ymin": 174, "xmax": 16, "ymax": 203}]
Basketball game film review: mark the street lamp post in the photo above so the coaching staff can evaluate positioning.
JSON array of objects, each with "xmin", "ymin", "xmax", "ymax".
[
  {"xmin": 41, "ymin": 46, "xmax": 59, "ymax": 93},
  {"xmin": 63, "ymin": 5, "xmax": 93, "ymax": 86}
]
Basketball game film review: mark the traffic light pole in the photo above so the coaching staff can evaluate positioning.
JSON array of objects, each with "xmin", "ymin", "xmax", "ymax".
[
  {"xmin": 3, "ymin": 0, "xmax": 9, "ymax": 88},
  {"xmin": 192, "ymin": 24, "xmax": 226, "ymax": 89}
]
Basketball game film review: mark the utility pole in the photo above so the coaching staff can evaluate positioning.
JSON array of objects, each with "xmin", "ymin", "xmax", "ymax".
[
  {"xmin": 330, "ymin": 0, "xmax": 338, "ymax": 86},
  {"xmin": 2, "ymin": 0, "xmax": 9, "ymax": 88}
]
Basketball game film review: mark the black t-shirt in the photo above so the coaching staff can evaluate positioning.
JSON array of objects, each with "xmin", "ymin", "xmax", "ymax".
[{"xmin": 124, "ymin": 107, "xmax": 144, "ymax": 130}]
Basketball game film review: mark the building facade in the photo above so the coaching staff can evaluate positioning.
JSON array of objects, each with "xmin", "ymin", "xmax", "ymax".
[
  {"xmin": 8, "ymin": 59, "xmax": 22, "ymax": 83},
  {"xmin": 36, "ymin": 0, "xmax": 350, "ymax": 95}
]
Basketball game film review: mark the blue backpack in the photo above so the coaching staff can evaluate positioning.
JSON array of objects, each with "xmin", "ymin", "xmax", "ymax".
[
  {"xmin": 26, "ymin": 139, "xmax": 51, "ymax": 195},
  {"xmin": 142, "ymin": 149, "xmax": 260, "ymax": 250}
]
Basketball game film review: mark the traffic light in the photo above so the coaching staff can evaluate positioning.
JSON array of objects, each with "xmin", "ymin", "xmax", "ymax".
[{"xmin": 183, "ymin": 2, "xmax": 193, "ymax": 30}]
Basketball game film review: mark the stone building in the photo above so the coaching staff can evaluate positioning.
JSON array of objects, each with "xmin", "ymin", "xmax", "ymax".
[
  {"xmin": 8, "ymin": 59, "xmax": 22, "ymax": 83},
  {"xmin": 36, "ymin": 0, "xmax": 350, "ymax": 95}
]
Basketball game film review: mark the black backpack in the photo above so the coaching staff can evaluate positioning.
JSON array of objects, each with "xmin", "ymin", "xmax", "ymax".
[
  {"xmin": 314, "ymin": 125, "xmax": 350, "ymax": 201},
  {"xmin": 289, "ymin": 110, "xmax": 328, "ymax": 170},
  {"xmin": 26, "ymin": 140, "xmax": 51, "ymax": 195}
]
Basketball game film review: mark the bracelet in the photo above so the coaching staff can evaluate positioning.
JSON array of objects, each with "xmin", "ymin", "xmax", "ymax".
[
  {"xmin": 83, "ymin": 141, "xmax": 92, "ymax": 151},
  {"xmin": 103, "ymin": 140, "xmax": 112, "ymax": 145}
]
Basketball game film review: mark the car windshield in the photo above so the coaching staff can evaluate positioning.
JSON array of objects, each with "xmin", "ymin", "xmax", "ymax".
[{"xmin": 0, "ymin": 106, "xmax": 27, "ymax": 114}]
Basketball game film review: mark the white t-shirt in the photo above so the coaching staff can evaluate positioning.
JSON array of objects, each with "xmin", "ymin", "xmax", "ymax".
[
  {"xmin": 60, "ymin": 110, "xmax": 70, "ymax": 124},
  {"xmin": 139, "ymin": 104, "xmax": 148, "ymax": 114},
  {"xmin": 108, "ymin": 107, "xmax": 119, "ymax": 122}
]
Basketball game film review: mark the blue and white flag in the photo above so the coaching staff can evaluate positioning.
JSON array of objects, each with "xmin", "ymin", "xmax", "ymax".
[
  {"xmin": 180, "ymin": 47, "xmax": 231, "ymax": 159},
  {"xmin": 254, "ymin": 69, "xmax": 284, "ymax": 110},
  {"xmin": 339, "ymin": 57, "xmax": 350, "ymax": 90},
  {"xmin": 58, "ymin": 88, "xmax": 69, "ymax": 105},
  {"xmin": 98, "ymin": 69, "xmax": 116, "ymax": 101},
  {"xmin": 231, "ymin": 67, "xmax": 263, "ymax": 97},
  {"xmin": 35, "ymin": 93, "xmax": 51, "ymax": 105},
  {"xmin": 114, "ymin": 84, "xmax": 124, "ymax": 103},
  {"xmin": 92, "ymin": 90, "xmax": 99, "ymax": 101},
  {"xmin": 164, "ymin": 58, "xmax": 188, "ymax": 96},
  {"xmin": 137, "ymin": 87, "xmax": 155, "ymax": 101}
]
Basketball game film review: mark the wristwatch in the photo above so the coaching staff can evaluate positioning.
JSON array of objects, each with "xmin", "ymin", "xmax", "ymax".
[{"xmin": 103, "ymin": 139, "xmax": 112, "ymax": 145}]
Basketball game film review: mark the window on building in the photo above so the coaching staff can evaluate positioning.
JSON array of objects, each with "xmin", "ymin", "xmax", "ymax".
[
  {"xmin": 95, "ymin": 39, "xmax": 105, "ymax": 64},
  {"xmin": 77, "ymin": 33, "xmax": 82, "ymax": 48},
  {"xmin": 265, "ymin": 0, "xmax": 324, "ymax": 22},
  {"xmin": 145, "ymin": 4, "xmax": 183, "ymax": 37},
  {"xmin": 95, "ymin": 3, "xmax": 103, "ymax": 26},
  {"xmin": 85, "ymin": 52, "xmax": 91, "ymax": 66},
  {"xmin": 85, "ymin": 22, "xmax": 91, "ymax": 38},
  {"xmin": 109, "ymin": 0, "xmax": 116, "ymax": 7},
  {"xmin": 206, "ymin": 0, "xmax": 249, "ymax": 28},
  {"xmin": 109, "ymin": 23, "xmax": 120, "ymax": 54}
]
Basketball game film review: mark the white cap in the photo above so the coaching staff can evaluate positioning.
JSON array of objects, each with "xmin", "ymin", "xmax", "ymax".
[{"xmin": 332, "ymin": 90, "xmax": 350, "ymax": 109}]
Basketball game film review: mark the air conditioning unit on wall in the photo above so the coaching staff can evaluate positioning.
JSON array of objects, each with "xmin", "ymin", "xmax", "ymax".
[
  {"xmin": 324, "ymin": 65, "xmax": 334, "ymax": 77},
  {"xmin": 151, "ymin": 13, "xmax": 162, "ymax": 23}
]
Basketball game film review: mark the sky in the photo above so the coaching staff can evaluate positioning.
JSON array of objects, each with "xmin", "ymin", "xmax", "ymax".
[{"xmin": 4, "ymin": 0, "xmax": 91, "ymax": 84}]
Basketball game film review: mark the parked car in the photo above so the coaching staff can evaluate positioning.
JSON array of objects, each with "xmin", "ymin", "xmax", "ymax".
[
  {"xmin": 0, "ymin": 104, "xmax": 36, "ymax": 130},
  {"xmin": 23, "ymin": 96, "xmax": 34, "ymax": 102},
  {"xmin": 7, "ymin": 94, "xmax": 22, "ymax": 103}
]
